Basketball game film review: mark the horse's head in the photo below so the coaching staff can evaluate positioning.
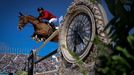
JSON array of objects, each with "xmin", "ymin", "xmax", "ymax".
[{"xmin": 18, "ymin": 12, "xmax": 29, "ymax": 31}]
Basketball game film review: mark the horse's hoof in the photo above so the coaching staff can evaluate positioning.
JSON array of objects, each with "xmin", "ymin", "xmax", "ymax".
[
  {"xmin": 37, "ymin": 38, "xmax": 42, "ymax": 42},
  {"xmin": 41, "ymin": 38, "xmax": 44, "ymax": 41},
  {"xmin": 35, "ymin": 35, "xmax": 38, "ymax": 39},
  {"xmin": 36, "ymin": 39, "xmax": 40, "ymax": 43},
  {"xmin": 32, "ymin": 37, "xmax": 35, "ymax": 40},
  {"xmin": 38, "ymin": 39, "xmax": 41, "ymax": 42}
]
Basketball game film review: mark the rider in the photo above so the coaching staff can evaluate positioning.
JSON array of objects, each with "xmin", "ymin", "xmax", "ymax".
[{"xmin": 37, "ymin": 7, "xmax": 57, "ymax": 30}]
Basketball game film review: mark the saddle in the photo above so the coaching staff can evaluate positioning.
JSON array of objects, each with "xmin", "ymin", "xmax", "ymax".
[
  {"xmin": 38, "ymin": 19, "xmax": 56, "ymax": 32},
  {"xmin": 45, "ymin": 22, "xmax": 56, "ymax": 31}
]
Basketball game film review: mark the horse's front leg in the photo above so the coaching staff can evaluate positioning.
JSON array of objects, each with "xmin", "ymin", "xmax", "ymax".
[
  {"xmin": 31, "ymin": 33, "xmax": 40, "ymax": 42},
  {"xmin": 41, "ymin": 37, "xmax": 46, "ymax": 41},
  {"xmin": 31, "ymin": 32, "xmax": 46, "ymax": 42},
  {"xmin": 37, "ymin": 34, "xmax": 47, "ymax": 42},
  {"xmin": 31, "ymin": 32, "xmax": 37, "ymax": 40}
]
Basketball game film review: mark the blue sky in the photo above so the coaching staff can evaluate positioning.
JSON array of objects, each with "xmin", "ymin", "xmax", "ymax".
[
  {"xmin": 1, "ymin": 0, "xmax": 131, "ymax": 56},
  {"xmin": 0, "ymin": 0, "xmax": 72, "ymax": 56}
]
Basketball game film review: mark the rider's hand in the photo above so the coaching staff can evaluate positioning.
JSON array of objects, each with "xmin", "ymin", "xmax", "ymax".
[
  {"xmin": 37, "ymin": 17, "xmax": 42, "ymax": 22},
  {"xmin": 39, "ymin": 17, "xmax": 42, "ymax": 20}
]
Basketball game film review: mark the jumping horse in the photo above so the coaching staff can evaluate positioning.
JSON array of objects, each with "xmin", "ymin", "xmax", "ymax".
[{"xmin": 18, "ymin": 12, "xmax": 58, "ymax": 42}]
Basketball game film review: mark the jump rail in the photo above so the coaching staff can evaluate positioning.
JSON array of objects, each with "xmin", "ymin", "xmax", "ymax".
[
  {"xmin": 36, "ymin": 29, "xmax": 59, "ymax": 53},
  {"xmin": 35, "ymin": 69, "xmax": 58, "ymax": 75}
]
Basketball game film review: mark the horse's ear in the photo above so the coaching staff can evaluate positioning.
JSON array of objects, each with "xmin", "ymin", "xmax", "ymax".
[{"xmin": 19, "ymin": 12, "xmax": 24, "ymax": 16}]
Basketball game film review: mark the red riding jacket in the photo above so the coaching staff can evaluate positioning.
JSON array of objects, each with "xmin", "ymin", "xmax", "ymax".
[{"xmin": 38, "ymin": 10, "xmax": 56, "ymax": 20}]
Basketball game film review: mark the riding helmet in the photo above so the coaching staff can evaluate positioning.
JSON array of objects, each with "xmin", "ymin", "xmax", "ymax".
[{"xmin": 37, "ymin": 7, "xmax": 44, "ymax": 11}]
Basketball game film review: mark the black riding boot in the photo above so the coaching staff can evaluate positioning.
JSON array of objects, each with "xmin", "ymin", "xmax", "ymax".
[{"xmin": 49, "ymin": 22, "xmax": 56, "ymax": 31}]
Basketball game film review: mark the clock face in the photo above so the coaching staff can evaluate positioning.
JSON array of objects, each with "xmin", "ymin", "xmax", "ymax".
[
  {"xmin": 66, "ymin": 13, "xmax": 92, "ymax": 56},
  {"xmin": 60, "ymin": 3, "xmax": 105, "ymax": 63}
]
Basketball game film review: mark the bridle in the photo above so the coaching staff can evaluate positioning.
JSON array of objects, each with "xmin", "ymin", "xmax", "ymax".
[
  {"xmin": 19, "ymin": 16, "xmax": 28, "ymax": 27},
  {"xmin": 18, "ymin": 16, "xmax": 28, "ymax": 30}
]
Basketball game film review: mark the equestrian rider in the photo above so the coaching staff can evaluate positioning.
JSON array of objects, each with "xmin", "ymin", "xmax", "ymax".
[{"xmin": 37, "ymin": 7, "xmax": 57, "ymax": 30}]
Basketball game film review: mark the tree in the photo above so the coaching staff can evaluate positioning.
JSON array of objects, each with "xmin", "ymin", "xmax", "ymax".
[{"xmin": 96, "ymin": 0, "xmax": 134, "ymax": 75}]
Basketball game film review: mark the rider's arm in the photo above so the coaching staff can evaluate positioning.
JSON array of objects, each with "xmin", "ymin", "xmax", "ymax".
[
  {"xmin": 37, "ymin": 14, "xmax": 42, "ymax": 20},
  {"xmin": 39, "ymin": 11, "xmax": 49, "ymax": 19}
]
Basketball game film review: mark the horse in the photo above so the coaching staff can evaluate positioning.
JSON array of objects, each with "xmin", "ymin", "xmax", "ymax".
[{"xmin": 18, "ymin": 13, "xmax": 58, "ymax": 42}]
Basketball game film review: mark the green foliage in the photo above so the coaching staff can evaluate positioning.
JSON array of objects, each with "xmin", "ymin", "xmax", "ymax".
[
  {"xmin": 61, "ymin": 44, "xmax": 88, "ymax": 75},
  {"xmin": 16, "ymin": 71, "xmax": 27, "ymax": 75},
  {"xmin": 88, "ymin": 0, "xmax": 100, "ymax": 3},
  {"xmin": 127, "ymin": 35, "xmax": 134, "ymax": 49},
  {"xmin": 96, "ymin": 0, "xmax": 134, "ymax": 75},
  {"xmin": 95, "ymin": 35, "xmax": 134, "ymax": 75},
  {"xmin": 105, "ymin": 0, "xmax": 134, "ymax": 46},
  {"xmin": 69, "ymin": 50, "xmax": 88, "ymax": 75},
  {"xmin": 94, "ymin": 36, "xmax": 111, "ymax": 58}
]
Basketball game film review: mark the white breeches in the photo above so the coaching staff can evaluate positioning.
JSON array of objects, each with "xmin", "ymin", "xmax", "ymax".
[{"xmin": 49, "ymin": 18, "xmax": 57, "ymax": 23}]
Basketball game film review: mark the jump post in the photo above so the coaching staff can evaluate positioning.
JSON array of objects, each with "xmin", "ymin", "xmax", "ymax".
[{"xmin": 28, "ymin": 29, "xmax": 59, "ymax": 75}]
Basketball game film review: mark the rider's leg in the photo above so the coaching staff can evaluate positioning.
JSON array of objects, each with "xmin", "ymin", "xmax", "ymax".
[
  {"xmin": 49, "ymin": 18, "xmax": 57, "ymax": 23},
  {"xmin": 49, "ymin": 18, "xmax": 58, "ymax": 31}
]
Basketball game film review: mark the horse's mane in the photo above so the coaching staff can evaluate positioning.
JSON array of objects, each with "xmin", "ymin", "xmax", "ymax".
[{"xmin": 27, "ymin": 15, "xmax": 38, "ymax": 20}]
